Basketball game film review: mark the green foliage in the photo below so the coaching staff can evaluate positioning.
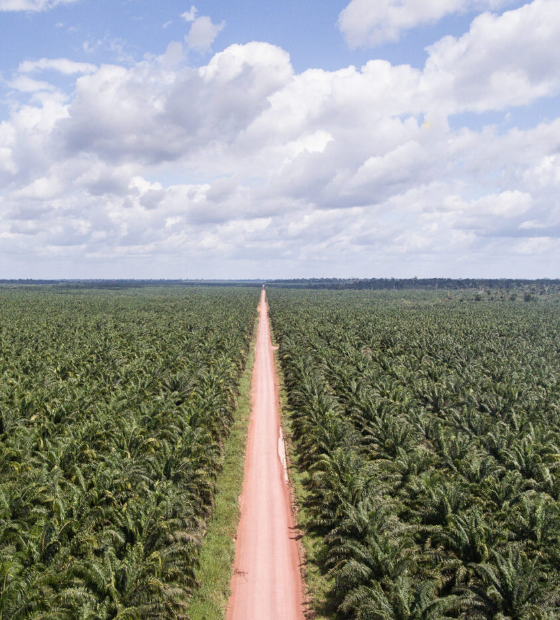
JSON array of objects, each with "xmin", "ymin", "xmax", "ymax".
[
  {"xmin": 268, "ymin": 289, "xmax": 560, "ymax": 619},
  {"xmin": 0, "ymin": 286, "xmax": 258, "ymax": 618}
]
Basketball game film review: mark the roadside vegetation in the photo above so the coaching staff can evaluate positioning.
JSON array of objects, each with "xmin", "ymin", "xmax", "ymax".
[
  {"xmin": 268, "ymin": 289, "xmax": 560, "ymax": 619},
  {"xmin": 187, "ymin": 318, "xmax": 256, "ymax": 620},
  {"xmin": 0, "ymin": 286, "xmax": 258, "ymax": 618}
]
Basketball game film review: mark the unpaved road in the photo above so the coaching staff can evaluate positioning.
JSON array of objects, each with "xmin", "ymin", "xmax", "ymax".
[{"xmin": 227, "ymin": 290, "xmax": 304, "ymax": 620}]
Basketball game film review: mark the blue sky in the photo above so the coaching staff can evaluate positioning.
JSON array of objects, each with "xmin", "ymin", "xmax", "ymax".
[
  {"xmin": 0, "ymin": 1, "xmax": 493, "ymax": 73},
  {"xmin": 0, "ymin": 0, "xmax": 559, "ymax": 279}
]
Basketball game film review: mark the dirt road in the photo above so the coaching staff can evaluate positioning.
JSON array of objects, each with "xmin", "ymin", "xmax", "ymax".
[{"xmin": 226, "ymin": 290, "xmax": 304, "ymax": 620}]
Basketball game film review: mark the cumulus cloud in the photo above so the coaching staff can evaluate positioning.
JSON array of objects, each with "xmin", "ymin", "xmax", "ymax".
[
  {"xmin": 49, "ymin": 43, "xmax": 292, "ymax": 167},
  {"xmin": 0, "ymin": 0, "xmax": 77, "ymax": 11},
  {"xmin": 185, "ymin": 14, "xmax": 225, "ymax": 53},
  {"xmin": 470, "ymin": 191, "xmax": 532, "ymax": 218},
  {"xmin": 11, "ymin": 175, "xmax": 64, "ymax": 200},
  {"xmin": 423, "ymin": 0, "xmax": 560, "ymax": 113},
  {"xmin": 179, "ymin": 5, "xmax": 225, "ymax": 53},
  {"xmin": 181, "ymin": 5, "xmax": 197, "ymax": 22},
  {"xmin": 338, "ymin": 0, "xmax": 513, "ymax": 48},
  {"xmin": 1, "ymin": 0, "xmax": 559, "ymax": 277}
]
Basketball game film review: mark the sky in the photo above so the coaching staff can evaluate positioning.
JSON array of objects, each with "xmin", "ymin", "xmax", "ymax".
[{"xmin": 0, "ymin": 0, "xmax": 559, "ymax": 279}]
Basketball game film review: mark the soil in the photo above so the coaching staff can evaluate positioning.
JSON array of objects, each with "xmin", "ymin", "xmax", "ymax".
[{"xmin": 226, "ymin": 291, "xmax": 305, "ymax": 620}]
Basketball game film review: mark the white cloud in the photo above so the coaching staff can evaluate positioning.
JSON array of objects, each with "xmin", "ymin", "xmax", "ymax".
[
  {"xmin": 8, "ymin": 75, "xmax": 56, "ymax": 92},
  {"xmin": 52, "ymin": 42, "xmax": 292, "ymax": 167},
  {"xmin": 0, "ymin": 122, "xmax": 17, "ymax": 174},
  {"xmin": 519, "ymin": 219, "xmax": 547, "ymax": 230},
  {"xmin": 350, "ymin": 141, "xmax": 427, "ymax": 192},
  {"xmin": 338, "ymin": 0, "xmax": 513, "ymax": 48},
  {"xmin": 180, "ymin": 5, "xmax": 197, "ymax": 22},
  {"xmin": 10, "ymin": 175, "xmax": 64, "ymax": 200},
  {"xmin": 514, "ymin": 236, "xmax": 557, "ymax": 255},
  {"xmin": 423, "ymin": 0, "xmax": 560, "ymax": 113},
  {"xmin": 18, "ymin": 58, "xmax": 97, "ymax": 75},
  {"xmin": 0, "ymin": 0, "xmax": 77, "ymax": 11},
  {"xmin": 524, "ymin": 154, "xmax": 560, "ymax": 188},
  {"xmin": 466, "ymin": 190, "xmax": 533, "ymax": 217},
  {"xmin": 186, "ymin": 15, "xmax": 225, "ymax": 53},
  {"xmin": 1, "ymin": 0, "xmax": 560, "ymax": 277}
]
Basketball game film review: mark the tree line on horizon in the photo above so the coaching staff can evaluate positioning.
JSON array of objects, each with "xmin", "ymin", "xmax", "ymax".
[
  {"xmin": 267, "ymin": 278, "xmax": 560, "ymax": 292},
  {"xmin": 1, "ymin": 278, "xmax": 558, "ymax": 293}
]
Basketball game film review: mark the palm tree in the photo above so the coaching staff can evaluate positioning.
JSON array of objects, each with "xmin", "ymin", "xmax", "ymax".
[
  {"xmin": 464, "ymin": 547, "xmax": 560, "ymax": 618},
  {"xmin": 340, "ymin": 577, "xmax": 466, "ymax": 620},
  {"xmin": 325, "ymin": 498, "xmax": 416, "ymax": 609},
  {"xmin": 307, "ymin": 448, "xmax": 374, "ymax": 530}
]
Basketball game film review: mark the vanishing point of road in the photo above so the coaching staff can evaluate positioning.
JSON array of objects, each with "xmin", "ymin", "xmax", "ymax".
[{"xmin": 226, "ymin": 289, "xmax": 305, "ymax": 620}]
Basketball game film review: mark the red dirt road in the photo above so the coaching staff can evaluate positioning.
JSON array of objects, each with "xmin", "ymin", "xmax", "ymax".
[{"xmin": 226, "ymin": 290, "xmax": 304, "ymax": 620}]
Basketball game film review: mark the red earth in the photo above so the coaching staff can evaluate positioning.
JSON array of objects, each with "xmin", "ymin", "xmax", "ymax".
[{"xmin": 226, "ymin": 290, "xmax": 305, "ymax": 620}]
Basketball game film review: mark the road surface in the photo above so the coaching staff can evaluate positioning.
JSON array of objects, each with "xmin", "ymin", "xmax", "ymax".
[{"xmin": 226, "ymin": 290, "xmax": 304, "ymax": 620}]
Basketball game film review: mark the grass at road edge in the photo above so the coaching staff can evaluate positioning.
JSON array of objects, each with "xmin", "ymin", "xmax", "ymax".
[
  {"xmin": 187, "ymin": 320, "xmax": 257, "ymax": 620},
  {"xmin": 269, "ymin": 309, "xmax": 333, "ymax": 620}
]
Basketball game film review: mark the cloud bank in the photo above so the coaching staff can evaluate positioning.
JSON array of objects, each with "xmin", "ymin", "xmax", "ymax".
[{"xmin": 0, "ymin": 0, "xmax": 559, "ymax": 277}]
